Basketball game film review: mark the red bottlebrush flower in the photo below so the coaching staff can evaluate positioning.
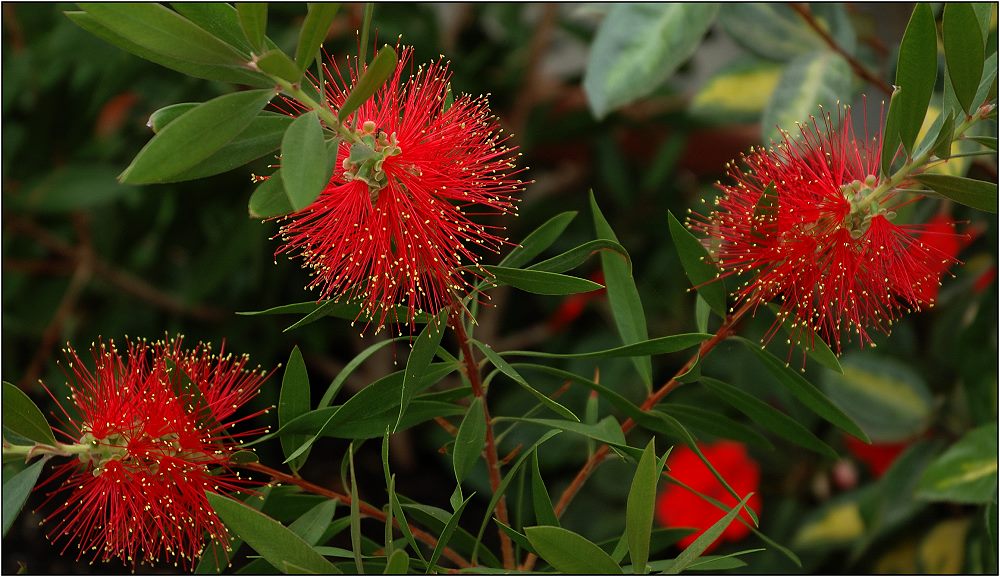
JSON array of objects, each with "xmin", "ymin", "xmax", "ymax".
[
  {"xmin": 275, "ymin": 47, "xmax": 524, "ymax": 331},
  {"xmin": 688, "ymin": 107, "xmax": 964, "ymax": 353},
  {"xmin": 36, "ymin": 337, "xmax": 271, "ymax": 569},
  {"xmin": 843, "ymin": 435, "xmax": 909, "ymax": 478},
  {"xmin": 656, "ymin": 441, "xmax": 761, "ymax": 553}
]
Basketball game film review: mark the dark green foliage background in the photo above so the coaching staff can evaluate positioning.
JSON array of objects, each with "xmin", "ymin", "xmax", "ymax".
[{"xmin": 2, "ymin": 3, "xmax": 996, "ymax": 574}]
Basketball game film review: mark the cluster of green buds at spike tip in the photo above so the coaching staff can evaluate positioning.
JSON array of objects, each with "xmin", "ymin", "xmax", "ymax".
[
  {"xmin": 342, "ymin": 120, "xmax": 404, "ymax": 203},
  {"xmin": 842, "ymin": 174, "xmax": 895, "ymax": 238}
]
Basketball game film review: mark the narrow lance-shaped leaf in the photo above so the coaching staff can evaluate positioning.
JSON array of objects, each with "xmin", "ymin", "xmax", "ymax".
[
  {"xmin": 295, "ymin": 3, "xmax": 340, "ymax": 71},
  {"xmin": 590, "ymin": 192, "xmax": 652, "ymax": 389},
  {"xmin": 525, "ymin": 526, "xmax": 624, "ymax": 574},
  {"xmin": 121, "ymin": 89, "xmax": 275, "ymax": 184},
  {"xmin": 914, "ymin": 174, "xmax": 998, "ymax": 214},
  {"xmin": 626, "ymin": 440, "xmax": 660, "ymax": 573},
  {"xmin": 338, "ymin": 45, "xmax": 397, "ymax": 121},
  {"xmin": 206, "ymin": 493, "xmax": 341, "ymax": 574},
  {"xmin": 475, "ymin": 340, "xmax": 579, "ymax": 421},
  {"xmin": 428, "ymin": 492, "xmax": 475, "ymax": 570},
  {"xmin": 2, "ymin": 460, "xmax": 45, "ymax": 537},
  {"xmin": 499, "ymin": 211, "xmax": 578, "ymax": 269},
  {"xmin": 3, "ymin": 382, "xmax": 57, "ymax": 446},
  {"xmin": 667, "ymin": 211, "xmax": 727, "ymax": 315},
  {"xmin": 249, "ymin": 170, "xmax": 293, "ymax": 218},
  {"xmin": 236, "ymin": 3, "xmax": 267, "ymax": 52},
  {"xmin": 885, "ymin": 3, "xmax": 937, "ymax": 161},
  {"xmin": 278, "ymin": 346, "xmax": 312, "ymax": 471},
  {"xmin": 942, "ymin": 3, "xmax": 985, "ymax": 115},
  {"xmin": 396, "ymin": 312, "xmax": 448, "ymax": 431},
  {"xmin": 502, "ymin": 333, "xmax": 709, "ymax": 360},
  {"xmin": 531, "ymin": 451, "xmax": 559, "ymax": 527},
  {"xmin": 453, "ymin": 397, "xmax": 487, "ymax": 483},
  {"xmin": 480, "ymin": 266, "xmax": 604, "ymax": 296},
  {"xmin": 280, "ymin": 111, "xmax": 332, "ymax": 210}
]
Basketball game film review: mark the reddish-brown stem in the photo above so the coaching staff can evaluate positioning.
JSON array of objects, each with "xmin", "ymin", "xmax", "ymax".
[
  {"xmin": 241, "ymin": 461, "xmax": 471, "ymax": 569},
  {"xmin": 520, "ymin": 301, "xmax": 754, "ymax": 571},
  {"xmin": 789, "ymin": 3, "xmax": 893, "ymax": 96},
  {"xmin": 448, "ymin": 310, "xmax": 516, "ymax": 569}
]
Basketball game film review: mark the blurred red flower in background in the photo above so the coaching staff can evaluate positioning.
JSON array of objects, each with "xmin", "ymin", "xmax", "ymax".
[
  {"xmin": 843, "ymin": 435, "xmax": 909, "ymax": 478},
  {"xmin": 656, "ymin": 441, "xmax": 761, "ymax": 553}
]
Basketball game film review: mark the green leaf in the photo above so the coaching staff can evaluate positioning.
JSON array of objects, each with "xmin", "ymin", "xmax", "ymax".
[
  {"xmin": 288, "ymin": 499, "xmax": 337, "ymax": 545},
  {"xmin": 2, "ymin": 382, "xmax": 57, "ymax": 446},
  {"xmin": 766, "ymin": 304, "xmax": 842, "ymax": 373},
  {"xmin": 887, "ymin": 3, "xmax": 938, "ymax": 156},
  {"xmin": 499, "ymin": 212, "xmax": 577, "ymax": 269},
  {"xmin": 821, "ymin": 353, "xmax": 932, "ymax": 443},
  {"xmin": 279, "ymin": 347, "xmax": 312, "ymax": 471},
  {"xmin": 295, "ymin": 4, "xmax": 340, "ymax": 71},
  {"xmin": 932, "ymin": 112, "xmax": 957, "ymax": 160},
  {"xmin": 667, "ymin": 211, "xmax": 726, "ymax": 316},
  {"xmin": 339, "ymin": 45, "xmax": 397, "ymax": 121},
  {"xmin": 2, "ymin": 460, "xmax": 44, "ymax": 537},
  {"xmin": 525, "ymin": 526, "xmax": 623, "ymax": 574},
  {"xmin": 626, "ymin": 440, "xmax": 659, "ymax": 572},
  {"xmin": 584, "ymin": 3, "xmax": 719, "ymax": 118},
  {"xmin": 383, "ymin": 550, "xmax": 409, "ymax": 574},
  {"xmin": 881, "ymin": 87, "xmax": 904, "ymax": 176},
  {"xmin": 967, "ymin": 136, "xmax": 999, "ymax": 151},
  {"xmin": 475, "ymin": 341, "xmax": 579, "ymax": 421},
  {"xmin": 319, "ymin": 338, "xmax": 402, "ymax": 408},
  {"xmin": 172, "ymin": 3, "xmax": 255, "ymax": 54},
  {"xmin": 690, "ymin": 56, "xmax": 783, "ymax": 124},
  {"xmin": 531, "ymin": 451, "xmax": 559, "ymax": 527},
  {"xmin": 735, "ymin": 337, "xmax": 868, "ymax": 441},
  {"xmin": 503, "ymin": 333, "xmax": 709, "ymax": 360},
  {"xmin": 718, "ymin": 4, "xmax": 855, "ymax": 62},
  {"xmin": 346, "ymin": 443, "xmax": 363, "ymax": 574},
  {"xmin": 659, "ymin": 494, "xmax": 753, "ymax": 574},
  {"xmin": 175, "ymin": 113, "xmax": 293, "ymax": 182},
  {"xmin": 15, "ymin": 164, "xmax": 136, "ymax": 214},
  {"xmin": 397, "ymin": 314, "xmax": 447, "ymax": 431},
  {"xmin": 236, "ymin": 3, "xmax": 267, "ymax": 51},
  {"xmin": 495, "ymin": 519, "xmax": 537, "ymax": 554},
  {"xmin": 148, "ymin": 103, "xmax": 198, "ymax": 133},
  {"xmin": 943, "ymin": 3, "xmax": 985, "ymax": 115},
  {"xmin": 280, "ymin": 111, "xmax": 332, "ymax": 211},
  {"xmin": 495, "ymin": 416, "xmax": 639, "ymax": 460},
  {"xmin": 528, "ymin": 239, "xmax": 630, "ymax": 275},
  {"xmin": 428, "ymin": 492, "xmax": 474, "ymax": 570},
  {"xmin": 917, "ymin": 423, "xmax": 998, "ymax": 504},
  {"xmin": 249, "ymin": 170, "xmax": 293, "ymax": 218},
  {"xmin": 65, "ymin": 10, "xmax": 269, "ymax": 86},
  {"xmin": 700, "ymin": 377, "xmax": 838, "ymax": 459},
  {"xmin": 761, "ymin": 50, "xmax": 852, "ymax": 144},
  {"xmin": 120, "ymin": 89, "xmax": 274, "ymax": 184},
  {"xmin": 206, "ymin": 493, "xmax": 341, "ymax": 574},
  {"xmin": 78, "ymin": 3, "xmax": 249, "ymax": 64},
  {"xmin": 659, "ymin": 404, "xmax": 775, "ymax": 451},
  {"xmin": 480, "ymin": 266, "xmax": 604, "ymax": 295},
  {"xmin": 591, "ymin": 192, "xmax": 652, "ymax": 388},
  {"xmin": 453, "ymin": 397, "xmax": 487, "ymax": 483},
  {"xmin": 913, "ymin": 174, "xmax": 998, "ymax": 213},
  {"xmin": 257, "ymin": 49, "xmax": 302, "ymax": 83}
]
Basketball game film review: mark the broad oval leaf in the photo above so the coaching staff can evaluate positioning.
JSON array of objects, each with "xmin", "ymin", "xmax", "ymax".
[
  {"xmin": 206, "ymin": 492, "xmax": 342, "ymax": 574},
  {"xmin": 278, "ymin": 346, "xmax": 312, "ymax": 471},
  {"xmin": 735, "ymin": 337, "xmax": 869, "ymax": 442},
  {"xmin": 120, "ymin": 89, "xmax": 275, "ymax": 184},
  {"xmin": 913, "ymin": 174, "xmax": 998, "ymax": 213},
  {"xmin": 916, "ymin": 423, "xmax": 998, "ymax": 504},
  {"xmin": 338, "ymin": 45, "xmax": 397, "ymax": 121},
  {"xmin": 821, "ymin": 353, "xmax": 932, "ymax": 443},
  {"xmin": 525, "ymin": 525, "xmax": 623, "ymax": 574},
  {"xmin": 626, "ymin": 440, "xmax": 659, "ymax": 572},
  {"xmin": 2, "ymin": 460, "xmax": 45, "ymax": 537},
  {"xmin": 249, "ymin": 170, "xmax": 293, "ymax": 218},
  {"xmin": 173, "ymin": 113, "xmax": 293, "ymax": 182},
  {"xmin": 295, "ymin": 4, "xmax": 340, "ymax": 71},
  {"xmin": 148, "ymin": 102, "xmax": 198, "ymax": 133},
  {"xmin": 667, "ymin": 211, "xmax": 727, "ymax": 316},
  {"xmin": 942, "ymin": 3, "xmax": 985, "ymax": 115},
  {"xmin": 584, "ymin": 3, "xmax": 719, "ymax": 118},
  {"xmin": 761, "ymin": 50, "xmax": 852, "ymax": 144},
  {"xmin": 453, "ymin": 397, "xmax": 486, "ymax": 483},
  {"xmin": 480, "ymin": 266, "xmax": 604, "ymax": 295},
  {"xmin": 591, "ymin": 192, "xmax": 651, "ymax": 388},
  {"xmin": 2, "ymin": 382, "xmax": 57, "ymax": 446},
  {"xmin": 691, "ymin": 56, "xmax": 783, "ymax": 123},
  {"xmin": 718, "ymin": 4, "xmax": 855, "ymax": 62},
  {"xmin": 280, "ymin": 111, "xmax": 332, "ymax": 210}
]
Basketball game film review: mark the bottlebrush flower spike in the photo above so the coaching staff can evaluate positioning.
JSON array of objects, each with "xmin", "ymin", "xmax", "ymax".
[
  {"xmin": 275, "ymin": 46, "xmax": 525, "ymax": 331},
  {"xmin": 35, "ymin": 337, "xmax": 271, "ymax": 569},
  {"xmin": 688, "ymin": 106, "xmax": 964, "ymax": 353}
]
